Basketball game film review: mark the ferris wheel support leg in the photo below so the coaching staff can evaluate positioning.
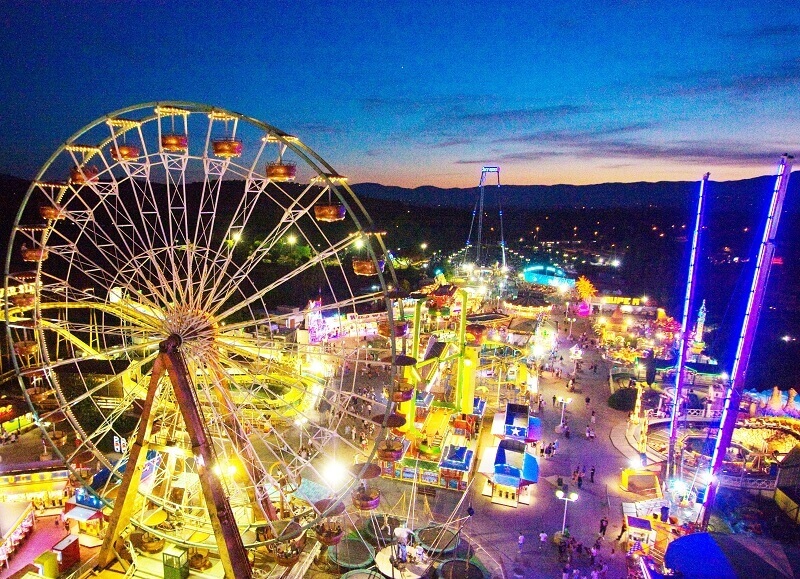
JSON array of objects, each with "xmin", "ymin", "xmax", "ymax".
[
  {"xmin": 97, "ymin": 354, "xmax": 166, "ymax": 569},
  {"xmin": 160, "ymin": 335, "xmax": 254, "ymax": 579}
]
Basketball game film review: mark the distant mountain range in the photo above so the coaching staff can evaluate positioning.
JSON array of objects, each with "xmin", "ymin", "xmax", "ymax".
[
  {"xmin": 352, "ymin": 172, "xmax": 800, "ymax": 212},
  {"xmin": 1, "ymin": 171, "xmax": 798, "ymax": 214}
]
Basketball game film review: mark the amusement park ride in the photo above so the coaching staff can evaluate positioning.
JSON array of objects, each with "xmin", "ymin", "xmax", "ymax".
[
  {"xmin": 0, "ymin": 103, "xmax": 544, "ymax": 578},
  {"xmin": 1, "ymin": 102, "xmax": 409, "ymax": 577},
  {"xmin": 462, "ymin": 166, "xmax": 506, "ymax": 271}
]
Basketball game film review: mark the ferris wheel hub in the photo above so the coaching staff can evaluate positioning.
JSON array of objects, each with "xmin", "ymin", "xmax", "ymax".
[{"xmin": 163, "ymin": 305, "xmax": 217, "ymax": 354}]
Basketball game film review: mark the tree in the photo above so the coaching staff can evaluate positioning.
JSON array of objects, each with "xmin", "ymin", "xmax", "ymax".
[{"xmin": 575, "ymin": 276, "xmax": 598, "ymax": 302}]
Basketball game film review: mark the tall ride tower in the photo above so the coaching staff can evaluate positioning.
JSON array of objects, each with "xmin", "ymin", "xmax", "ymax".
[{"xmin": 464, "ymin": 166, "xmax": 505, "ymax": 268}]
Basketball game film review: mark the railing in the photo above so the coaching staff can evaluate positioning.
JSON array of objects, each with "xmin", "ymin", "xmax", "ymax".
[
  {"xmin": 719, "ymin": 474, "xmax": 777, "ymax": 490},
  {"xmin": 647, "ymin": 414, "xmax": 719, "ymax": 426},
  {"xmin": 686, "ymin": 408, "xmax": 722, "ymax": 418}
]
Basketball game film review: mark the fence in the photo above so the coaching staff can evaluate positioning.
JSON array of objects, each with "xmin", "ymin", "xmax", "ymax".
[{"xmin": 719, "ymin": 474, "xmax": 777, "ymax": 491}]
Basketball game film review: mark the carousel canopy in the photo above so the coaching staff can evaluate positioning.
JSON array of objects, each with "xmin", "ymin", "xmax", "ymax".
[{"xmin": 664, "ymin": 532, "xmax": 800, "ymax": 579}]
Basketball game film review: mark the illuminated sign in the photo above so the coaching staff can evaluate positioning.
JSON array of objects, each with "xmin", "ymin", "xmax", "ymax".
[
  {"xmin": 0, "ymin": 283, "xmax": 38, "ymax": 301},
  {"xmin": 601, "ymin": 296, "xmax": 642, "ymax": 306}
]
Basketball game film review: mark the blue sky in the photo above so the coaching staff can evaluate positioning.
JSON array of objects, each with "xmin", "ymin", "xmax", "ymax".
[{"xmin": 1, "ymin": 0, "xmax": 798, "ymax": 187}]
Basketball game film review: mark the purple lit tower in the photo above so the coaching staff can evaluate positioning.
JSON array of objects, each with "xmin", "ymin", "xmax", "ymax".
[
  {"xmin": 702, "ymin": 155, "xmax": 794, "ymax": 528},
  {"xmin": 667, "ymin": 173, "xmax": 709, "ymax": 479}
]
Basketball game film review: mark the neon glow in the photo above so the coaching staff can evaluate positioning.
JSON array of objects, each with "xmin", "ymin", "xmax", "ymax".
[
  {"xmin": 705, "ymin": 155, "xmax": 794, "ymax": 525},
  {"xmin": 667, "ymin": 173, "xmax": 709, "ymax": 478}
]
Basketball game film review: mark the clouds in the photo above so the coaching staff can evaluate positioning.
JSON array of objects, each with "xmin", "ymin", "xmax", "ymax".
[
  {"xmin": 495, "ymin": 122, "xmax": 655, "ymax": 145},
  {"xmin": 724, "ymin": 23, "xmax": 800, "ymax": 41},
  {"xmin": 666, "ymin": 57, "xmax": 800, "ymax": 97},
  {"xmin": 489, "ymin": 126, "xmax": 784, "ymax": 167},
  {"xmin": 436, "ymin": 118, "xmax": 788, "ymax": 168},
  {"xmin": 454, "ymin": 105, "xmax": 591, "ymax": 125},
  {"xmin": 360, "ymin": 94, "xmax": 498, "ymax": 116}
]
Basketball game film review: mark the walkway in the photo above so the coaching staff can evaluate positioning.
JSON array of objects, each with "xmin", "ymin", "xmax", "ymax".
[{"xmin": 458, "ymin": 306, "xmax": 644, "ymax": 578}]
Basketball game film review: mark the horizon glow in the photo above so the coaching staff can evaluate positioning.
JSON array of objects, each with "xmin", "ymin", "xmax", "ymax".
[{"xmin": 0, "ymin": 2, "xmax": 798, "ymax": 188}]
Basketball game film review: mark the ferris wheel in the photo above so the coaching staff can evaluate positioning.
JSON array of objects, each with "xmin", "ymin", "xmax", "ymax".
[{"xmin": 3, "ymin": 102, "xmax": 402, "ymax": 570}]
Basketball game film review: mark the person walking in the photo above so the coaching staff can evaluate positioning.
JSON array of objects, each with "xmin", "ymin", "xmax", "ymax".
[
  {"xmin": 518, "ymin": 532, "xmax": 525, "ymax": 553},
  {"xmin": 539, "ymin": 530, "xmax": 547, "ymax": 549},
  {"xmin": 599, "ymin": 517, "xmax": 608, "ymax": 536},
  {"xmin": 577, "ymin": 474, "xmax": 583, "ymax": 489},
  {"xmin": 553, "ymin": 394, "xmax": 557, "ymax": 407},
  {"xmin": 590, "ymin": 465, "xmax": 596, "ymax": 483},
  {"xmin": 585, "ymin": 396, "xmax": 591, "ymax": 407},
  {"xmin": 591, "ymin": 410, "xmax": 596, "ymax": 424},
  {"xmin": 616, "ymin": 520, "xmax": 628, "ymax": 542}
]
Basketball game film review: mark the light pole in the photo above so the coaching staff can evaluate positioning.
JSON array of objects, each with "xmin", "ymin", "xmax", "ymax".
[
  {"xmin": 555, "ymin": 489, "xmax": 578, "ymax": 534},
  {"xmin": 558, "ymin": 397, "xmax": 571, "ymax": 428},
  {"xmin": 567, "ymin": 316, "xmax": 576, "ymax": 339}
]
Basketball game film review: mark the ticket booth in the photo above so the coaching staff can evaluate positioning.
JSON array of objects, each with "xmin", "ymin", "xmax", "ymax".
[
  {"xmin": 625, "ymin": 515, "xmax": 656, "ymax": 553},
  {"xmin": 53, "ymin": 534, "xmax": 81, "ymax": 572},
  {"xmin": 163, "ymin": 546, "xmax": 190, "ymax": 579}
]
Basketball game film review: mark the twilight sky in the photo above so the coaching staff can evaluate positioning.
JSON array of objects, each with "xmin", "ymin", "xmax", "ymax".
[{"xmin": 1, "ymin": 0, "xmax": 798, "ymax": 188}]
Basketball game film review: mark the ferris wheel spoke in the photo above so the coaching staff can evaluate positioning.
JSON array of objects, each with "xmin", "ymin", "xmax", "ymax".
[
  {"xmin": 123, "ymin": 172, "xmax": 177, "ymax": 276},
  {"xmin": 192, "ymin": 178, "xmax": 269, "ymax": 312},
  {"xmin": 216, "ymin": 350, "xmax": 378, "ymax": 476},
  {"xmin": 37, "ymin": 308, "xmax": 163, "ymax": 357},
  {"xmin": 62, "ymin": 172, "xmax": 148, "ymax": 259},
  {"xmin": 185, "ymin": 161, "xmax": 234, "ymax": 307},
  {"xmin": 184, "ymin": 353, "xmax": 283, "ymax": 520},
  {"xmin": 214, "ymin": 234, "xmax": 357, "ymax": 321},
  {"xmin": 48, "ymin": 353, "xmax": 156, "ymax": 413},
  {"xmin": 197, "ymin": 214, "xmax": 307, "ymax": 316},
  {"xmin": 77, "ymin": 175, "xmax": 149, "ymax": 264},
  {"xmin": 40, "ymin": 208, "xmax": 176, "ymax": 312}
]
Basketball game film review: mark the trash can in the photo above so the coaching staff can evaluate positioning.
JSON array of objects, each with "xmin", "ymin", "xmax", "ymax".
[{"xmin": 660, "ymin": 505, "xmax": 669, "ymax": 523}]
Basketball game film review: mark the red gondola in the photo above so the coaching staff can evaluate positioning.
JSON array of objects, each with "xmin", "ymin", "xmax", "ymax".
[
  {"xmin": 110, "ymin": 144, "xmax": 140, "ymax": 161},
  {"xmin": 69, "ymin": 165, "xmax": 99, "ymax": 184},
  {"xmin": 161, "ymin": 133, "xmax": 188, "ymax": 152},
  {"xmin": 212, "ymin": 138, "xmax": 243, "ymax": 158},
  {"xmin": 313, "ymin": 204, "xmax": 346, "ymax": 222},
  {"xmin": 266, "ymin": 162, "xmax": 297, "ymax": 181},
  {"xmin": 352, "ymin": 258, "xmax": 385, "ymax": 276}
]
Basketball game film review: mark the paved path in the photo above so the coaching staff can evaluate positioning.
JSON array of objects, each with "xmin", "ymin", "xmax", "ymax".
[{"xmin": 458, "ymin": 307, "xmax": 642, "ymax": 579}]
